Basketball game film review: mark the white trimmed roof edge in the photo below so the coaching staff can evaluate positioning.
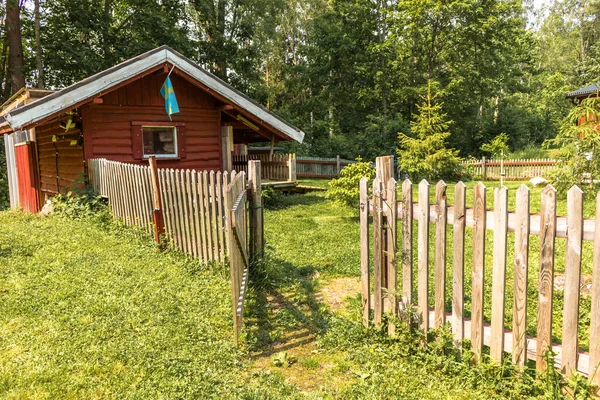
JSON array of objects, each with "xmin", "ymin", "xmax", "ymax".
[{"xmin": 6, "ymin": 46, "xmax": 305, "ymax": 143}]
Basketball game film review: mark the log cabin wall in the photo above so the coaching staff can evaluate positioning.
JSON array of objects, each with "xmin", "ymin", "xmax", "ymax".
[
  {"xmin": 36, "ymin": 118, "xmax": 85, "ymax": 198},
  {"xmin": 81, "ymin": 72, "xmax": 222, "ymax": 171}
]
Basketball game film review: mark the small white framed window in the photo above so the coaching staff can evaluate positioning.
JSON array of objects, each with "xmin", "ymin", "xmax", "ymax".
[{"xmin": 142, "ymin": 126, "xmax": 177, "ymax": 158}]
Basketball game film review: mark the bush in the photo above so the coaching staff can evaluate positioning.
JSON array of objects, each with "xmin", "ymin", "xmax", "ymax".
[
  {"xmin": 261, "ymin": 185, "xmax": 281, "ymax": 209},
  {"xmin": 326, "ymin": 157, "xmax": 375, "ymax": 208},
  {"xmin": 51, "ymin": 186, "xmax": 109, "ymax": 221},
  {"xmin": 545, "ymin": 96, "xmax": 600, "ymax": 195}
]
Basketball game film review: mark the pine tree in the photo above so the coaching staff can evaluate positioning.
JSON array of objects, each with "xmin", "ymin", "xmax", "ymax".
[{"xmin": 397, "ymin": 82, "xmax": 461, "ymax": 181}]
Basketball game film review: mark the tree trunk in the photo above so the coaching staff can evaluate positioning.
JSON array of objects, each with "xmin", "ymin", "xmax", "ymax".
[
  {"xmin": 102, "ymin": 0, "xmax": 112, "ymax": 68},
  {"xmin": 0, "ymin": 31, "xmax": 9, "ymax": 102},
  {"xmin": 34, "ymin": 0, "xmax": 44, "ymax": 88},
  {"xmin": 214, "ymin": 0, "xmax": 227, "ymax": 78},
  {"xmin": 6, "ymin": 0, "xmax": 25, "ymax": 95}
]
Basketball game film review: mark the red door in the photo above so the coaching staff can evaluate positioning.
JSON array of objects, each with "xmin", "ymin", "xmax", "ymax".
[{"xmin": 15, "ymin": 142, "xmax": 40, "ymax": 213}]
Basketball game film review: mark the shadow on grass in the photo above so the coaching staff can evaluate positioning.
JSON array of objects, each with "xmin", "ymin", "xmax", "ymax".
[{"xmin": 243, "ymin": 255, "xmax": 331, "ymax": 357}]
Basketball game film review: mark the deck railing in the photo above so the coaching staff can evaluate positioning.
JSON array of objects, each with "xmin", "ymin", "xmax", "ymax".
[
  {"xmin": 296, "ymin": 156, "xmax": 356, "ymax": 178},
  {"xmin": 232, "ymin": 153, "xmax": 296, "ymax": 182}
]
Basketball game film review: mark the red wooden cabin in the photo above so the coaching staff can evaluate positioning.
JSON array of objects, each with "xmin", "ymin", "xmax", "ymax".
[{"xmin": 1, "ymin": 46, "xmax": 304, "ymax": 213}]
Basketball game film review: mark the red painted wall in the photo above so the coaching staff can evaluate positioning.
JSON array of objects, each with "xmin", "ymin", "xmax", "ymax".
[
  {"xmin": 15, "ymin": 142, "xmax": 40, "ymax": 213},
  {"xmin": 82, "ymin": 72, "xmax": 222, "ymax": 171}
]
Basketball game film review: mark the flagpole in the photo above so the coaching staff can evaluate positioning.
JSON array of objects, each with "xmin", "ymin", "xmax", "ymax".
[{"xmin": 167, "ymin": 65, "xmax": 175, "ymax": 78}]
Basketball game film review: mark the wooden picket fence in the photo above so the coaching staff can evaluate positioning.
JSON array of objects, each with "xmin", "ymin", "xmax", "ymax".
[
  {"xmin": 462, "ymin": 158, "xmax": 557, "ymax": 180},
  {"xmin": 360, "ymin": 155, "xmax": 600, "ymax": 383},
  {"xmin": 88, "ymin": 158, "xmax": 264, "ymax": 345},
  {"xmin": 89, "ymin": 158, "xmax": 230, "ymax": 263},
  {"xmin": 232, "ymin": 153, "xmax": 296, "ymax": 182},
  {"xmin": 296, "ymin": 156, "xmax": 356, "ymax": 178}
]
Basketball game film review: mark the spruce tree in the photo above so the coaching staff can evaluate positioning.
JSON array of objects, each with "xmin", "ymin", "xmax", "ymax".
[{"xmin": 397, "ymin": 82, "xmax": 461, "ymax": 181}]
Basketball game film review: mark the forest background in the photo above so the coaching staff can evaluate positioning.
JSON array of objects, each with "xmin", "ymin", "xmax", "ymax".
[{"xmin": 1, "ymin": 0, "xmax": 598, "ymax": 161}]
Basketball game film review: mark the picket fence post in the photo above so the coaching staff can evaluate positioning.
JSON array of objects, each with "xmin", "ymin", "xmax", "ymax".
[{"xmin": 358, "ymin": 160, "xmax": 600, "ymax": 378}]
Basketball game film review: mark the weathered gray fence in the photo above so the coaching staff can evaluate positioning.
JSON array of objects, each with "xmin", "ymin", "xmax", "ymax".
[
  {"xmin": 296, "ymin": 156, "xmax": 356, "ymax": 178},
  {"xmin": 88, "ymin": 158, "xmax": 264, "ymax": 345}
]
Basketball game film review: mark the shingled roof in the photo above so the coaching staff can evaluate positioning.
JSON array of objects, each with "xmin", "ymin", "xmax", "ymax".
[{"xmin": 5, "ymin": 45, "xmax": 304, "ymax": 143}]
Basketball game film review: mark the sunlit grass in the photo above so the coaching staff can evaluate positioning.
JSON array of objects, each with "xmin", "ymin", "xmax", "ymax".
[{"xmin": 0, "ymin": 212, "xmax": 299, "ymax": 398}]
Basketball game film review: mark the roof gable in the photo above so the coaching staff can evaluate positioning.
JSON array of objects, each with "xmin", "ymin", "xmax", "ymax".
[{"xmin": 6, "ymin": 46, "xmax": 304, "ymax": 143}]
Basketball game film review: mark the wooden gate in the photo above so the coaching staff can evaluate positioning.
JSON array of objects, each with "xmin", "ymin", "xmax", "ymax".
[
  {"xmin": 224, "ymin": 160, "xmax": 263, "ymax": 345},
  {"xmin": 225, "ymin": 170, "xmax": 248, "ymax": 345}
]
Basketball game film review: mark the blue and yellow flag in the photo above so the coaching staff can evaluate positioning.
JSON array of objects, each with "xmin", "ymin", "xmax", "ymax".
[{"xmin": 160, "ymin": 76, "xmax": 180, "ymax": 120}]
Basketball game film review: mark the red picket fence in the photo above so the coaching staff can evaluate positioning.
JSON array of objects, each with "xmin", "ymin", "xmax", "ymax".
[{"xmin": 462, "ymin": 158, "xmax": 557, "ymax": 180}]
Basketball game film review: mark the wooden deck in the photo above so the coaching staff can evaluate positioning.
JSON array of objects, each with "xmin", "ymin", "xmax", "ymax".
[{"xmin": 261, "ymin": 179, "xmax": 298, "ymax": 190}]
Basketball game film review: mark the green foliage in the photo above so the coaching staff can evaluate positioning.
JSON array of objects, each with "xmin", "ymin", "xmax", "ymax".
[
  {"xmin": 507, "ymin": 145, "xmax": 553, "ymax": 160},
  {"xmin": 271, "ymin": 352, "xmax": 297, "ymax": 367},
  {"xmin": 51, "ymin": 188, "xmax": 110, "ymax": 222},
  {"xmin": 6, "ymin": 0, "xmax": 585, "ymax": 167},
  {"xmin": 261, "ymin": 185, "xmax": 282, "ymax": 210},
  {"xmin": 397, "ymin": 83, "xmax": 462, "ymax": 181},
  {"xmin": 545, "ymin": 97, "xmax": 600, "ymax": 195},
  {"xmin": 298, "ymin": 356, "xmax": 319, "ymax": 369},
  {"xmin": 40, "ymin": 0, "xmax": 194, "ymax": 88},
  {"xmin": 326, "ymin": 157, "xmax": 375, "ymax": 208},
  {"xmin": 480, "ymin": 133, "xmax": 509, "ymax": 158}
]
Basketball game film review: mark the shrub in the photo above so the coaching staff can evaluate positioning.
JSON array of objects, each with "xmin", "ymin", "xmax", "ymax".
[
  {"xmin": 261, "ymin": 185, "xmax": 281, "ymax": 209},
  {"xmin": 545, "ymin": 96, "xmax": 600, "ymax": 195},
  {"xmin": 326, "ymin": 157, "xmax": 375, "ymax": 208},
  {"xmin": 51, "ymin": 186, "xmax": 109, "ymax": 221}
]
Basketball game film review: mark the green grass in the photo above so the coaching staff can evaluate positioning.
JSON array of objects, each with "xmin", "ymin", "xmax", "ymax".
[
  {"xmin": 264, "ymin": 192, "xmax": 359, "ymax": 276},
  {"xmin": 0, "ymin": 212, "xmax": 298, "ymax": 398},
  {"xmin": 297, "ymin": 178, "xmax": 331, "ymax": 189},
  {"xmin": 1, "ymin": 185, "xmax": 596, "ymax": 398}
]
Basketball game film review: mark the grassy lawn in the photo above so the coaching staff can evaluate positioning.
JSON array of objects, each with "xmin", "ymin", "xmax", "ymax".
[
  {"xmin": 0, "ymin": 212, "xmax": 297, "ymax": 398},
  {"xmin": 0, "ymin": 182, "xmax": 594, "ymax": 398},
  {"xmin": 297, "ymin": 178, "xmax": 331, "ymax": 189},
  {"xmin": 255, "ymin": 189, "xmax": 587, "ymax": 398}
]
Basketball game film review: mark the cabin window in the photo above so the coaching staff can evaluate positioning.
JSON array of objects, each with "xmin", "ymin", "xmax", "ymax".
[
  {"xmin": 142, "ymin": 126, "xmax": 177, "ymax": 158},
  {"xmin": 131, "ymin": 121, "xmax": 186, "ymax": 160}
]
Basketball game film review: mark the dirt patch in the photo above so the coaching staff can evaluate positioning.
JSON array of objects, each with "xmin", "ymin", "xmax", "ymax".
[
  {"xmin": 316, "ymin": 277, "xmax": 360, "ymax": 312},
  {"xmin": 248, "ymin": 277, "xmax": 361, "ymax": 393},
  {"xmin": 251, "ymin": 333, "xmax": 352, "ymax": 393}
]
